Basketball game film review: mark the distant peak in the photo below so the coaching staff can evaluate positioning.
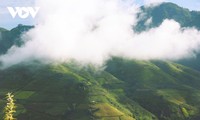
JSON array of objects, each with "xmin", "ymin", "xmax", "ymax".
[{"xmin": 0, "ymin": 27, "xmax": 8, "ymax": 32}]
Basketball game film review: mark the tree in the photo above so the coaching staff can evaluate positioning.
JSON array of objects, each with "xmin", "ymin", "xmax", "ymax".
[{"xmin": 4, "ymin": 93, "xmax": 17, "ymax": 120}]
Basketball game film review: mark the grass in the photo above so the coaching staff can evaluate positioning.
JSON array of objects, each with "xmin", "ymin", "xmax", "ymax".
[
  {"xmin": 14, "ymin": 91, "xmax": 35, "ymax": 100},
  {"xmin": 157, "ymin": 89, "xmax": 186, "ymax": 105},
  {"xmin": 92, "ymin": 103, "xmax": 135, "ymax": 120},
  {"xmin": 0, "ymin": 59, "xmax": 200, "ymax": 119}
]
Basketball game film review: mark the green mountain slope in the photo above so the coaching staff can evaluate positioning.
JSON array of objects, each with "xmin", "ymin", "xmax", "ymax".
[
  {"xmin": 106, "ymin": 57, "xmax": 200, "ymax": 120},
  {"xmin": 0, "ymin": 63, "xmax": 141, "ymax": 120},
  {"xmin": 135, "ymin": 2, "xmax": 200, "ymax": 71},
  {"xmin": 0, "ymin": 3, "xmax": 200, "ymax": 119},
  {"xmin": 0, "ymin": 24, "xmax": 33, "ymax": 55},
  {"xmin": 0, "ymin": 28, "xmax": 8, "ymax": 32},
  {"xmin": 135, "ymin": 2, "xmax": 200, "ymax": 32},
  {"xmin": 0, "ymin": 59, "xmax": 200, "ymax": 120}
]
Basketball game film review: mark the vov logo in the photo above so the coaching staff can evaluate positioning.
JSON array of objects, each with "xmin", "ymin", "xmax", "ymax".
[{"xmin": 7, "ymin": 7, "xmax": 40, "ymax": 19}]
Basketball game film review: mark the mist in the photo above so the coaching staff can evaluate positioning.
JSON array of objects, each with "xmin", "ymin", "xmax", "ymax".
[{"xmin": 1, "ymin": 0, "xmax": 200, "ymax": 68}]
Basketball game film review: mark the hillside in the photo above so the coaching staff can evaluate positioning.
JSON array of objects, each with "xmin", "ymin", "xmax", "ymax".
[
  {"xmin": 0, "ymin": 28, "xmax": 8, "ymax": 32},
  {"xmin": 135, "ymin": 2, "xmax": 200, "ymax": 71},
  {"xmin": 0, "ymin": 2, "xmax": 200, "ymax": 120},
  {"xmin": 0, "ymin": 59, "xmax": 200, "ymax": 120},
  {"xmin": 106, "ymin": 57, "xmax": 200, "ymax": 120},
  {"xmin": 135, "ymin": 2, "xmax": 200, "ymax": 32},
  {"xmin": 0, "ymin": 24, "xmax": 33, "ymax": 55},
  {"xmin": 0, "ymin": 62, "xmax": 147, "ymax": 120}
]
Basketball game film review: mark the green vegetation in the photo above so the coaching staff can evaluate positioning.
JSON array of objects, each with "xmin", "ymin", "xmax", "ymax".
[
  {"xmin": 0, "ymin": 2, "xmax": 199, "ymax": 120},
  {"xmin": 0, "ymin": 63, "xmax": 138, "ymax": 120},
  {"xmin": 0, "ymin": 24, "xmax": 33, "ymax": 55},
  {"xmin": 135, "ymin": 2, "xmax": 200, "ymax": 32},
  {"xmin": 135, "ymin": 2, "xmax": 200, "ymax": 71},
  {"xmin": 106, "ymin": 57, "xmax": 200, "ymax": 120},
  {"xmin": 4, "ymin": 93, "xmax": 16, "ymax": 120},
  {"xmin": 181, "ymin": 107, "xmax": 189, "ymax": 118},
  {"xmin": 0, "ymin": 58, "xmax": 199, "ymax": 119},
  {"xmin": 0, "ymin": 28, "xmax": 8, "ymax": 32},
  {"xmin": 15, "ymin": 91, "xmax": 35, "ymax": 100}
]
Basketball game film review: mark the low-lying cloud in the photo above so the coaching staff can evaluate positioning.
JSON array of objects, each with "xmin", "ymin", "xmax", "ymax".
[{"xmin": 0, "ymin": 0, "xmax": 200, "ymax": 68}]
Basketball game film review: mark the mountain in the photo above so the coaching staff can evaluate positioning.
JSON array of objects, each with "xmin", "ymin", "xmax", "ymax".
[
  {"xmin": 107, "ymin": 58, "xmax": 200, "ymax": 120},
  {"xmin": 0, "ymin": 3, "xmax": 200, "ymax": 71},
  {"xmin": 135, "ymin": 2, "xmax": 200, "ymax": 32},
  {"xmin": 0, "ymin": 27, "xmax": 8, "ymax": 32},
  {"xmin": 1, "ymin": 3, "xmax": 200, "ymax": 71},
  {"xmin": 135, "ymin": 2, "xmax": 200, "ymax": 71},
  {"xmin": 0, "ymin": 2, "xmax": 200, "ymax": 120},
  {"xmin": 0, "ymin": 62, "xmax": 149, "ymax": 120},
  {"xmin": 0, "ymin": 58, "xmax": 200, "ymax": 120},
  {"xmin": 0, "ymin": 24, "xmax": 33, "ymax": 55}
]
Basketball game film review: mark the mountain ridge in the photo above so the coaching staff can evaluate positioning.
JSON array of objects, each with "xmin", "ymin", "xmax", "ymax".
[
  {"xmin": 0, "ymin": 24, "xmax": 33, "ymax": 55},
  {"xmin": 136, "ymin": 2, "xmax": 200, "ymax": 32},
  {"xmin": 0, "ymin": 2, "xmax": 200, "ymax": 120},
  {"xmin": 0, "ymin": 58, "xmax": 200, "ymax": 119}
]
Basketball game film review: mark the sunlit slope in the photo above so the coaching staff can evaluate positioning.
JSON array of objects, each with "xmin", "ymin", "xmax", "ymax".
[
  {"xmin": 106, "ymin": 57, "xmax": 200, "ymax": 120},
  {"xmin": 0, "ymin": 63, "xmax": 140, "ymax": 120},
  {"xmin": 0, "ymin": 58, "xmax": 200, "ymax": 120}
]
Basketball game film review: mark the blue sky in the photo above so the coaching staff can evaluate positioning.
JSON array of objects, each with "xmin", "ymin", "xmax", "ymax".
[
  {"xmin": 134, "ymin": 0, "xmax": 200, "ymax": 10},
  {"xmin": 0, "ymin": 0, "xmax": 200, "ymax": 29},
  {"xmin": 0, "ymin": 0, "xmax": 35, "ymax": 29},
  {"xmin": 168, "ymin": 0, "xmax": 200, "ymax": 11}
]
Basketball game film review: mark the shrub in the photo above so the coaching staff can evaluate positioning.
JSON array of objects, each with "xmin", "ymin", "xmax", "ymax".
[{"xmin": 4, "ymin": 93, "xmax": 17, "ymax": 120}]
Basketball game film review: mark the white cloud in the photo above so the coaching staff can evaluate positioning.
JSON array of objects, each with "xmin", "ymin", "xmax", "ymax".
[
  {"xmin": 144, "ymin": 17, "xmax": 152, "ymax": 26},
  {"xmin": 0, "ymin": 0, "xmax": 200, "ymax": 68},
  {"xmin": 129, "ymin": 20, "xmax": 200, "ymax": 60}
]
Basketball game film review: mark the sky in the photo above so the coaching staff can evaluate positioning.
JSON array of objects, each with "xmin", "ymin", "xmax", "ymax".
[
  {"xmin": 0, "ymin": 0, "xmax": 200, "ymax": 29},
  {"xmin": 167, "ymin": 0, "xmax": 200, "ymax": 11},
  {"xmin": 135, "ymin": 0, "xmax": 200, "ymax": 11}
]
